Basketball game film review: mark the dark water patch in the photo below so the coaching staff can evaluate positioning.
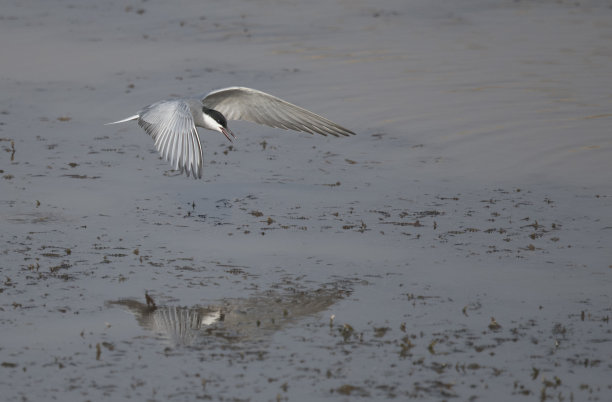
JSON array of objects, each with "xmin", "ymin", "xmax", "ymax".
[{"xmin": 61, "ymin": 174, "xmax": 101, "ymax": 179}]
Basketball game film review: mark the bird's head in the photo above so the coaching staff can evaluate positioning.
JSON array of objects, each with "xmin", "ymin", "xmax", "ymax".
[{"xmin": 202, "ymin": 108, "xmax": 235, "ymax": 142}]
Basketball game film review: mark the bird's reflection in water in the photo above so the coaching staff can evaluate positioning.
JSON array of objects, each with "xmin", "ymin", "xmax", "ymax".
[{"xmin": 108, "ymin": 286, "xmax": 349, "ymax": 347}]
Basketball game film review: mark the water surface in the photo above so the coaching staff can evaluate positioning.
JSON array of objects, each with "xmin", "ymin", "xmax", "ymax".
[{"xmin": 1, "ymin": 0, "xmax": 611, "ymax": 400}]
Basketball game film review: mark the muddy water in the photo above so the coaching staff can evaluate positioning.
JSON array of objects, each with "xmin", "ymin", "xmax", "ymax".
[{"xmin": 1, "ymin": 0, "xmax": 611, "ymax": 401}]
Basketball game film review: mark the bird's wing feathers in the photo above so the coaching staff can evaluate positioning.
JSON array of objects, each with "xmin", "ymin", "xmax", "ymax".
[
  {"xmin": 202, "ymin": 87, "xmax": 354, "ymax": 137},
  {"xmin": 138, "ymin": 100, "xmax": 203, "ymax": 179}
]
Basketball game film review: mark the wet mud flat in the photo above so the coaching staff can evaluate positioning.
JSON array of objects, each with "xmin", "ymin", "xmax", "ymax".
[
  {"xmin": 1, "ymin": 0, "xmax": 612, "ymax": 401},
  {"xmin": 1, "ymin": 178, "xmax": 610, "ymax": 401}
]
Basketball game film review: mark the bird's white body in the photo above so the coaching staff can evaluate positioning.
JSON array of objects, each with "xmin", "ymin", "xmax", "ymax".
[{"xmin": 106, "ymin": 86, "xmax": 354, "ymax": 178}]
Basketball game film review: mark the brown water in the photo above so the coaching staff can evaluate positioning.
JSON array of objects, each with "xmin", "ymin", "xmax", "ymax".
[{"xmin": 1, "ymin": 0, "xmax": 611, "ymax": 400}]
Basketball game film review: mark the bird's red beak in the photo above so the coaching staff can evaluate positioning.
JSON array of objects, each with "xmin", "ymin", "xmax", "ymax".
[{"xmin": 220, "ymin": 127, "xmax": 236, "ymax": 143}]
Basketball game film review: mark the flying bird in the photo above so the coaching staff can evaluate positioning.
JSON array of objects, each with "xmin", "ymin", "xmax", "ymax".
[{"xmin": 106, "ymin": 86, "xmax": 354, "ymax": 178}]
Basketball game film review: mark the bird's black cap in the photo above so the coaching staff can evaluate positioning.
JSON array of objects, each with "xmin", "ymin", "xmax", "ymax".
[{"xmin": 203, "ymin": 107, "xmax": 228, "ymax": 128}]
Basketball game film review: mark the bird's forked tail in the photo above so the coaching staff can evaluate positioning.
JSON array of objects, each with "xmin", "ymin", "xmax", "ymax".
[{"xmin": 105, "ymin": 115, "xmax": 139, "ymax": 125}]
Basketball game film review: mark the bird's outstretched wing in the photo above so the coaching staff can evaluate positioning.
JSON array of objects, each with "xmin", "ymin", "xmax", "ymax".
[
  {"xmin": 138, "ymin": 100, "xmax": 203, "ymax": 178},
  {"xmin": 201, "ymin": 87, "xmax": 354, "ymax": 137}
]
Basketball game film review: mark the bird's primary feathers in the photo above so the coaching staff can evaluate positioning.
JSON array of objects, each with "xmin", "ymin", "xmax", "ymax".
[{"xmin": 106, "ymin": 86, "xmax": 354, "ymax": 179}]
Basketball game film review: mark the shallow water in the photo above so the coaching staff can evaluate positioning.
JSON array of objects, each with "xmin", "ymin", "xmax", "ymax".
[{"xmin": 1, "ymin": 0, "xmax": 611, "ymax": 400}]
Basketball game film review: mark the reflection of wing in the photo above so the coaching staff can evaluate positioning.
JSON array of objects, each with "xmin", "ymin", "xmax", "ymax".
[
  {"xmin": 151, "ymin": 307, "xmax": 222, "ymax": 346},
  {"xmin": 108, "ymin": 286, "xmax": 349, "ymax": 348},
  {"xmin": 138, "ymin": 99, "xmax": 203, "ymax": 178},
  {"xmin": 220, "ymin": 287, "xmax": 350, "ymax": 338},
  {"xmin": 202, "ymin": 87, "xmax": 355, "ymax": 137},
  {"xmin": 108, "ymin": 299, "xmax": 221, "ymax": 347}
]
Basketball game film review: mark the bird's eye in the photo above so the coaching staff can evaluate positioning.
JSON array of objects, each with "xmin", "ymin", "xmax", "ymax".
[{"xmin": 213, "ymin": 112, "xmax": 227, "ymax": 128}]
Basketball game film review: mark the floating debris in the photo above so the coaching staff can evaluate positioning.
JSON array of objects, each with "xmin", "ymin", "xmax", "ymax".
[
  {"xmin": 489, "ymin": 317, "xmax": 502, "ymax": 331},
  {"xmin": 145, "ymin": 292, "xmax": 156, "ymax": 309}
]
